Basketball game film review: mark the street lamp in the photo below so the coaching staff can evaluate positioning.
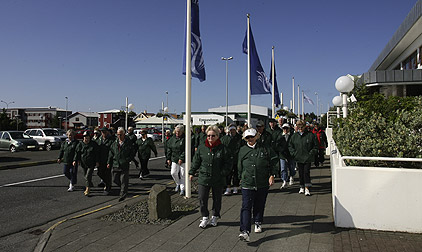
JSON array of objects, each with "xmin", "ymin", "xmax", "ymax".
[
  {"xmin": 165, "ymin": 91, "xmax": 169, "ymax": 109},
  {"xmin": 125, "ymin": 97, "xmax": 134, "ymax": 130},
  {"xmin": 221, "ymin": 56, "xmax": 233, "ymax": 127},
  {"xmin": 335, "ymin": 76, "xmax": 354, "ymax": 118},
  {"xmin": 65, "ymin": 97, "xmax": 68, "ymax": 131},
  {"xmin": 332, "ymin": 96, "xmax": 342, "ymax": 118},
  {"xmin": 315, "ymin": 92, "xmax": 319, "ymax": 121},
  {"xmin": 1, "ymin": 100, "xmax": 15, "ymax": 110}
]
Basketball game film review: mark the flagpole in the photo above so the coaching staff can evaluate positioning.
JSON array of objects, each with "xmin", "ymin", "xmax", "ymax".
[
  {"xmin": 271, "ymin": 46, "xmax": 275, "ymax": 118},
  {"xmin": 292, "ymin": 77, "xmax": 295, "ymax": 115},
  {"xmin": 302, "ymin": 91, "xmax": 304, "ymax": 120},
  {"xmin": 297, "ymin": 84, "xmax": 300, "ymax": 120},
  {"xmin": 185, "ymin": 0, "xmax": 192, "ymax": 198},
  {"xmin": 247, "ymin": 14, "xmax": 251, "ymax": 127}
]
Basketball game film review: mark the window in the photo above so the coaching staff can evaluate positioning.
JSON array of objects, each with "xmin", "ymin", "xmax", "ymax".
[{"xmin": 76, "ymin": 117, "xmax": 80, "ymax": 121}]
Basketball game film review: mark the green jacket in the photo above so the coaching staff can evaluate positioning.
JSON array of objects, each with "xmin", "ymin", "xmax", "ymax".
[
  {"xmin": 278, "ymin": 133, "xmax": 293, "ymax": 160},
  {"xmin": 267, "ymin": 127, "xmax": 282, "ymax": 155},
  {"xmin": 220, "ymin": 133, "xmax": 242, "ymax": 162},
  {"xmin": 257, "ymin": 129, "xmax": 273, "ymax": 149},
  {"xmin": 166, "ymin": 135, "xmax": 185, "ymax": 163},
  {"xmin": 136, "ymin": 137, "xmax": 157, "ymax": 160},
  {"xmin": 58, "ymin": 140, "xmax": 79, "ymax": 165},
  {"xmin": 189, "ymin": 140, "xmax": 232, "ymax": 187},
  {"xmin": 126, "ymin": 132, "xmax": 138, "ymax": 147},
  {"xmin": 195, "ymin": 131, "xmax": 206, "ymax": 148},
  {"xmin": 288, "ymin": 131, "xmax": 318, "ymax": 163},
  {"xmin": 73, "ymin": 140, "xmax": 99, "ymax": 168},
  {"xmin": 97, "ymin": 135, "xmax": 114, "ymax": 166},
  {"xmin": 238, "ymin": 142, "xmax": 279, "ymax": 190},
  {"xmin": 107, "ymin": 138, "xmax": 136, "ymax": 171}
]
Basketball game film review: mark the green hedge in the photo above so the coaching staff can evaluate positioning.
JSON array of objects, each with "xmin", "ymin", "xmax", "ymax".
[{"xmin": 333, "ymin": 95, "xmax": 422, "ymax": 168}]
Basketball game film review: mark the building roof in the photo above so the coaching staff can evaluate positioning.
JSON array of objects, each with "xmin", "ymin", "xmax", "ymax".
[
  {"xmin": 98, "ymin": 109, "xmax": 121, "ymax": 114},
  {"xmin": 68, "ymin": 112, "xmax": 99, "ymax": 118}
]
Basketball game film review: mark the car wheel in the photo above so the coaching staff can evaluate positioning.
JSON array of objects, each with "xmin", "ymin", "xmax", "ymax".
[
  {"xmin": 10, "ymin": 145, "xmax": 17, "ymax": 153},
  {"xmin": 44, "ymin": 142, "xmax": 52, "ymax": 151}
]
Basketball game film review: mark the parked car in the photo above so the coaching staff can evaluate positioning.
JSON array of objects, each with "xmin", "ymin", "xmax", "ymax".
[
  {"xmin": 75, "ymin": 129, "xmax": 94, "ymax": 140},
  {"xmin": 0, "ymin": 131, "xmax": 39, "ymax": 152},
  {"xmin": 24, "ymin": 128, "xmax": 66, "ymax": 151},
  {"xmin": 134, "ymin": 128, "xmax": 160, "ymax": 141}
]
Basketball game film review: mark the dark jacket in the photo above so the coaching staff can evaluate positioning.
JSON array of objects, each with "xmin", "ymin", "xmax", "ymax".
[
  {"xmin": 220, "ymin": 133, "xmax": 242, "ymax": 163},
  {"xmin": 166, "ymin": 135, "xmax": 185, "ymax": 163},
  {"xmin": 97, "ymin": 135, "xmax": 114, "ymax": 166},
  {"xmin": 312, "ymin": 128, "xmax": 328, "ymax": 149},
  {"xmin": 257, "ymin": 129, "xmax": 273, "ymax": 149},
  {"xmin": 107, "ymin": 138, "xmax": 135, "ymax": 171},
  {"xmin": 238, "ymin": 142, "xmax": 279, "ymax": 190},
  {"xmin": 267, "ymin": 127, "xmax": 282, "ymax": 155},
  {"xmin": 74, "ymin": 140, "xmax": 99, "ymax": 168},
  {"xmin": 279, "ymin": 132, "xmax": 293, "ymax": 160},
  {"xmin": 189, "ymin": 140, "xmax": 232, "ymax": 187},
  {"xmin": 136, "ymin": 137, "xmax": 158, "ymax": 160},
  {"xmin": 288, "ymin": 131, "xmax": 318, "ymax": 163},
  {"xmin": 195, "ymin": 131, "xmax": 206, "ymax": 148},
  {"xmin": 58, "ymin": 140, "xmax": 79, "ymax": 165}
]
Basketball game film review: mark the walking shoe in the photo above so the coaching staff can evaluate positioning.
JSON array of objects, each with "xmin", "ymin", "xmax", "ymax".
[
  {"xmin": 254, "ymin": 223, "xmax": 262, "ymax": 233},
  {"xmin": 224, "ymin": 188, "xmax": 232, "ymax": 196},
  {"xmin": 305, "ymin": 188, "xmax": 311, "ymax": 196},
  {"xmin": 84, "ymin": 187, "xmax": 90, "ymax": 196},
  {"xmin": 119, "ymin": 195, "xmax": 126, "ymax": 201},
  {"xmin": 179, "ymin": 190, "xmax": 185, "ymax": 196},
  {"xmin": 210, "ymin": 216, "xmax": 219, "ymax": 227},
  {"xmin": 199, "ymin": 217, "xmax": 209, "ymax": 228},
  {"xmin": 67, "ymin": 183, "xmax": 74, "ymax": 192},
  {"xmin": 98, "ymin": 181, "xmax": 105, "ymax": 187},
  {"xmin": 232, "ymin": 187, "xmax": 238, "ymax": 194},
  {"xmin": 238, "ymin": 231, "xmax": 250, "ymax": 242},
  {"xmin": 299, "ymin": 187, "xmax": 305, "ymax": 194},
  {"xmin": 174, "ymin": 185, "xmax": 180, "ymax": 192},
  {"xmin": 280, "ymin": 180, "xmax": 287, "ymax": 189},
  {"xmin": 289, "ymin": 176, "xmax": 294, "ymax": 186}
]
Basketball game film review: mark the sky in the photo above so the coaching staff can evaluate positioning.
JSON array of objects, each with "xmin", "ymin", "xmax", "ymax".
[{"xmin": 0, "ymin": 0, "xmax": 418, "ymax": 116}]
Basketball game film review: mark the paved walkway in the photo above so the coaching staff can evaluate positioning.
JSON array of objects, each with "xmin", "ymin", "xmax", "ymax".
[{"xmin": 36, "ymin": 163, "xmax": 422, "ymax": 252}]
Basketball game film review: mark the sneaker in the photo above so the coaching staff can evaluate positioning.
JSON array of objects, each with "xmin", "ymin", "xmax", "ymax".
[
  {"xmin": 139, "ymin": 174, "xmax": 143, "ymax": 179},
  {"xmin": 232, "ymin": 187, "xmax": 238, "ymax": 194},
  {"xmin": 67, "ymin": 184, "xmax": 74, "ymax": 192},
  {"xmin": 84, "ymin": 187, "xmax": 90, "ymax": 196},
  {"xmin": 210, "ymin": 216, "xmax": 219, "ymax": 227},
  {"xmin": 299, "ymin": 187, "xmax": 305, "ymax": 194},
  {"xmin": 224, "ymin": 188, "xmax": 232, "ymax": 196},
  {"xmin": 289, "ymin": 176, "xmax": 294, "ymax": 186},
  {"xmin": 254, "ymin": 223, "xmax": 262, "ymax": 233},
  {"xmin": 199, "ymin": 217, "xmax": 209, "ymax": 228},
  {"xmin": 238, "ymin": 231, "xmax": 250, "ymax": 242},
  {"xmin": 280, "ymin": 180, "xmax": 287, "ymax": 189},
  {"xmin": 174, "ymin": 185, "xmax": 180, "ymax": 192},
  {"xmin": 305, "ymin": 188, "xmax": 311, "ymax": 196},
  {"xmin": 179, "ymin": 190, "xmax": 185, "ymax": 196}
]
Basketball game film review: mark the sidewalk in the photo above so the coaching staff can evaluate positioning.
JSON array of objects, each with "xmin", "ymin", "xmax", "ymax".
[{"xmin": 36, "ymin": 163, "xmax": 422, "ymax": 252}]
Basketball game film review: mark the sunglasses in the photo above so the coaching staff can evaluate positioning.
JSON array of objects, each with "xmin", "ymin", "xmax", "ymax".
[
  {"xmin": 207, "ymin": 134, "xmax": 216, "ymax": 138},
  {"xmin": 245, "ymin": 136, "xmax": 254, "ymax": 139}
]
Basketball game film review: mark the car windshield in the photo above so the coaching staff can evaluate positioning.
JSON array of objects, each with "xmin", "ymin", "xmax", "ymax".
[
  {"xmin": 9, "ymin": 132, "xmax": 30, "ymax": 139},
  {"xmin": 44, "ymin": 129, "xmax": 60, "ymax": 136}
]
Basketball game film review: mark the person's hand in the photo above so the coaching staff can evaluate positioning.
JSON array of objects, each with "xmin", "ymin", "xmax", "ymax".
[
  {"xmin": 167, "ymin": 160, "xmax": 171, "ymax": 166},
  {"xmin": 178, "ymin": 159, "xmax": 183, "ymax": 165},
  {"xmin": 72, "ymin": 161, "xmax": 76, "ymax": 167},
  {"xmin": 269, "ymin": 175, "xmax": 275, "ymax": 186},
  {"xmin": 107, "ymin": 164, "xmax": 110, "ymax": 169},
  {"xmin": 57, "ymin": 159, "xmax": 61, "ymax": 164},
  {"xmin": 189, "ymin": 175, "xmax": 194, "ymax": 181}
]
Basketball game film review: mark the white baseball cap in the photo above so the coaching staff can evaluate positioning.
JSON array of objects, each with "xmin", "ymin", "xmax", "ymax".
[
  {"xmin": 282, "ymin": 123, "xmax": 290, "ymax": 129},
  {"xmin": 243, "ymin": 128, "xmax": 257, "ymax": 139}
]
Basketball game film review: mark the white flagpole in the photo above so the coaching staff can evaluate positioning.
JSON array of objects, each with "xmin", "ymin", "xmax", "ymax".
[
  {"xmin": 280, "ymin": 92, "xmax": 283, "ymax": 108},
  {"xmin": 185, "ymin": 0, "xmax": 192, "ymax": 198},
  {"xmin": 292, "ymin": 77, "xmax": 295, "ymax": 114},
  {"xmin": 271, "ymin": 46, "xmax": 275, "ymax": 118},
  {"xmin": 297, "ymin": 84, "xmax": 300, "ymax": 120},
  {"xmin": 302, "ymin": 91, "xmax": 304, "ymax": 120},
  {"xmin": 247, "ymin": 14, "xmax": 251, "ymax": 127}
]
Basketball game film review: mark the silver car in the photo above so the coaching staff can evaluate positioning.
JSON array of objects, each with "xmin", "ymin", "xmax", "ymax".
[
  {"xmin": 24, "ymin": 128, "xmax": 66, "ymax": 151},
  {"xmin": 0, "ymin": 131, "xmax": 39, "ymax": 152}
]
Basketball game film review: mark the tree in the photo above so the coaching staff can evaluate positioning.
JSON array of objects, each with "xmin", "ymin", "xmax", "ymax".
[{"xmin": 0, "ymin": 109, "xmax": 11, "ymax": 131}]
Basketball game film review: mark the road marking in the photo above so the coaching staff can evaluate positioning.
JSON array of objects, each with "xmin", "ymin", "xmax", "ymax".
[{"xmin": 0, "ymin": 174, "xmax": 65, "ymax": 188}]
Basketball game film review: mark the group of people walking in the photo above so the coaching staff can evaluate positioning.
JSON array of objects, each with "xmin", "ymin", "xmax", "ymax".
[{"xmin": 57, "ymin": 126, "xmax": 157, "ymax": 202}]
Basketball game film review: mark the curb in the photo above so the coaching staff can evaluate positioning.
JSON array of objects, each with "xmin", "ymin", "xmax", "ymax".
[{"xmin": 0, "ymin": 160, "xmax": 56, "ymax": 170}]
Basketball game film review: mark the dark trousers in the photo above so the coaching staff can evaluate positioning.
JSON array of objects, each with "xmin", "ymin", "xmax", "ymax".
[
  {"xmin": 297, "ymin": 162, "xmax": 312, "ymax": 187},
  {"xmin": 139, "ymin": 158, "xmax": 150, "ymax": 176},
  {"xmin": 113, "ymin": 168, "xmax": 129, "ymax": 197},
  {"xmin": 63, "ymin": 163, "xmax": 78, "ymax": 185},
  {"xmin": 226, "ymin": 163, "xmax": 240, "ymax": 187},
  {"xmin": 198, "ymin": 184, "xmax": 223, "ymax": 218},
  {"xmin": 314, "ymin": 149, "xmax": 325, "ymax": 165},
  {"xmin": 97, "ymin": 164, "xmax": 112, "ymax": 191},
  {"xmin": 81, "ymin": 166, "xmax": 94, "ymax": 187},
  {"xmin": 240, "ymin": 187, "xmax": 269, "ymax": 233}
]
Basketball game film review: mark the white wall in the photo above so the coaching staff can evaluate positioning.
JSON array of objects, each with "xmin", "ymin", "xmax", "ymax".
[{"xmin": 330, "ymin": 143, "xmax": 422, "ymax": 233}]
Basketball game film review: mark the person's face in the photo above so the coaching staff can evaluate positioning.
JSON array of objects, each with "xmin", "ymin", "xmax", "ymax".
[
  {"xmin": 257, "ymin": 125, "xmax": 264, "ymax": 133},
  {"xmin": 175, "ymin": 129, "xmax": 181, "ymax": 137},
  {"xmin": 207, "ymin": 130, "xmax": 218, "ymax": 144},
  {"xmin": 117, "ymin": 131, "xmax": 125, "ymax": 141},
  {"xmin": 298, "ymin": 125, "xmax": 305, "ymax": 133},
  {"xmin": 83, "ymin": 135, "xmax": 90, "ymax": 143},
  {"xmin": 245, "ymin": 135, "xmax": 257, "ymax": 145},
  {"xmin": 230, "ymin": 129, "xmax": 236, "ymax": 136},
  {"xmin": 101, "ymin": 131, "xmax": 107, "ymax": 138},
  {"xmin": 67, "ymin": 132, "xmax": 73, "ymax": 140},
  {"xmin": 269, "ymin": 122, "xmax": 276, "ymax": 129},
  {"xmin": 283, "ymin": 127, "xmax": 289, "ymax": 133},
  {"xmin": 141, "ymin": 132, "xmax": 147, "ymax": 138},
  {"xmin": 278, "ymin": 118, "xmax": 283, "ymax": 126}
]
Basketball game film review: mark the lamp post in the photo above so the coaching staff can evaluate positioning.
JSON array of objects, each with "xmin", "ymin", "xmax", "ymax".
[
  {"xmin": 332, "ymin": 96, "xmax": 342, "ymax": 118},
  {"xmin": 335, "ymin": 76, "xmax": 354, "ymax": 118},
  {"xmin": 315, "ymin": 92, "xmax": 319, "ymax": 122},
  {"xmin": 125, "ymin": 97, "xmax": 134, "ymax": 131},
  {"xmin": 65, "ymin": 97, "xmax": 68, "ymax": 131},
  {"xmin": 165, "ymin": 91, "xmax": 169, "ymax": 109},
  {"xmin": 221, "ymin": 56, "xmax": 233, "ymax": 127},
  {"xmin": 1, "ymin": 100, "xmax": 14, "ymax": 110}
]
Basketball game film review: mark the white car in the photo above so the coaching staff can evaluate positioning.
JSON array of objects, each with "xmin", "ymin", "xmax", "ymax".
[
  {"xmin": 24, "ymin": 128, "xmax": 66, "ymax": 151},
  {"xmin": 133, "ymin": 129, "xmax": 160, "ymax": 141}
]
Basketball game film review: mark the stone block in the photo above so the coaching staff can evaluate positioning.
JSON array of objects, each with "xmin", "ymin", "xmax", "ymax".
[{"xmin": 148, "ymin": 184, "xmax": 171, "ymax": 220}]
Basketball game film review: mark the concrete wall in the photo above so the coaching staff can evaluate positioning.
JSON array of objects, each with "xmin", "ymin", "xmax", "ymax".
[{"xmin": 330, "ymin": 142, "xmax": 422, "ymax": 233}]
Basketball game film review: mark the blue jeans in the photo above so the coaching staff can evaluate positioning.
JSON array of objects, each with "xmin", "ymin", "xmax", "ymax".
[
  {"xmin": 280, "ymin": 159, "xmax": 296, "ymax": 182},
  {"xmin": 63, "ymin": 163, "xmax": 78, "ymax": 185},
  {"xmin": 240, "ymin": 187, "xmax": 269, "ymax": 233}
]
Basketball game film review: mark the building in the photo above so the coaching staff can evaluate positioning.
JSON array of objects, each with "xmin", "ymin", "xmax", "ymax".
[
  {"xmin": 67, "ymin": 112, "xmax": 99, "ymax": 129},
  {"xmin": 3, "ymin": 107, "xmax": 71, "ymax": 129},
  {"xmin": 97, "ymin": 109, "xmax": 121, "ymax": 128},
  {"xmin": 361, "ymin": 0, "xmax": 422, "ymax": 97}
]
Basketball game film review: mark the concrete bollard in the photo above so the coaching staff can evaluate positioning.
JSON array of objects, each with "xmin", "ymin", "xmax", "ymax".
[{"xmin": 148, "ymin": 184, "xmax": 171, "ymax": 220}]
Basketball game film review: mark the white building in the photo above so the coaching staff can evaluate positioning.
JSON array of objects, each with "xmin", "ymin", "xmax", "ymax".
[{"xmin": 67, "ymin": 112, "xmax": 99, "ymax": 128}]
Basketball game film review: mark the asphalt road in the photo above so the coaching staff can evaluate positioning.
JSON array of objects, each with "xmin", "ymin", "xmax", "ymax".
[{"xmin": 0, "ymin": 143, "xmax": 169, "ymax": 239}]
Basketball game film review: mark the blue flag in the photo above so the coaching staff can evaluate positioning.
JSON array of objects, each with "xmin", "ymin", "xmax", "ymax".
[
  {"xmin": 269, "ymin": 59, "xmax": 281, "ymax": 106},
  {"xmin": 242, "ymin": 24, "xmax": 271, "ymax": 94},
  {"xmin": 183, "ymin": 0, "xmax": 206, "ymax": 82}
]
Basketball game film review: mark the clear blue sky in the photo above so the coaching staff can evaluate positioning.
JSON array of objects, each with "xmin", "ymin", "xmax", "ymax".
[{"xmin": 0, "ymin": 0, "xmax": 418, "ymax": 115}]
